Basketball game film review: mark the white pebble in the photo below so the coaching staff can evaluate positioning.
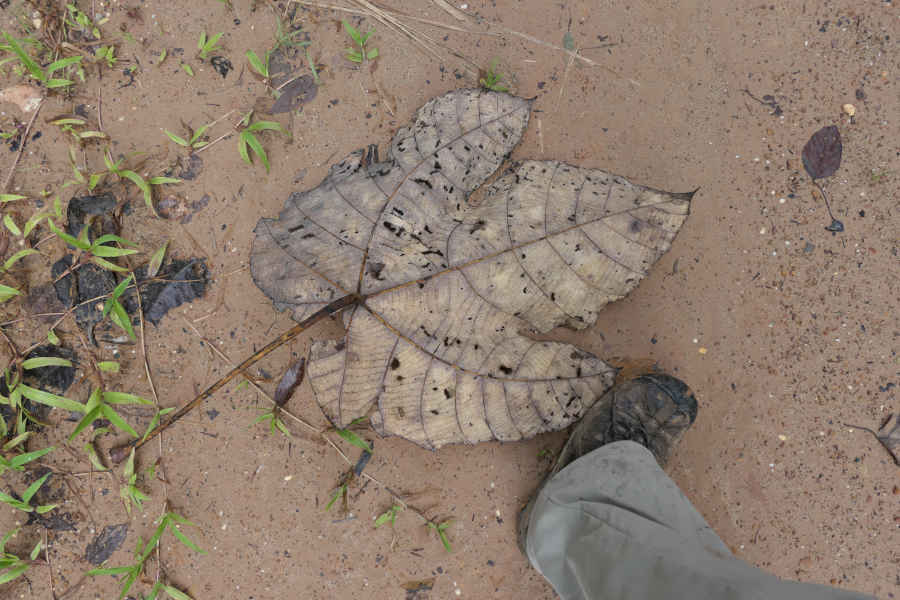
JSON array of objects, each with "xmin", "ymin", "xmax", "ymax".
[
  {"xmin": 759, "ymin": 227, "xmax": 766, "ymax": 234},
  {"xmin": 778, "ymin": 197, "xmax": 786, "ymax": 204}
]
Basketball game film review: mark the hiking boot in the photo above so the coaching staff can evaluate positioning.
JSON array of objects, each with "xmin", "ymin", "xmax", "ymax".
[{"xmin": 516, "ymin": 373, "xmax": 698, "ymax": 554}]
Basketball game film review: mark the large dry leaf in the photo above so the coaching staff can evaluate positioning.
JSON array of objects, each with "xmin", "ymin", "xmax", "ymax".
[{"xmin": 251, "ymin": 89, "xmax": 692, "ymax": 448}]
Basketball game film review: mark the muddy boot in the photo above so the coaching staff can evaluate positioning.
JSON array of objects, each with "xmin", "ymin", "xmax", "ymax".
[{"xmin": 517, "ymin": 374, "xmax": 698, "ymax": 553}]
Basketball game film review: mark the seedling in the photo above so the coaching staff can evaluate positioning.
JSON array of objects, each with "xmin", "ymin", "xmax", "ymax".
[
  {"xmin": 374, "ymin": 504, "xmax": 403, "ymax": 528},
  {"xmin": 479, "ymin": 60, "xmax": 508, "ymax": 93},
  {"xmin": 118, "ymin": 448, "xmax": 148, "ymax": 513},
  {"xmin": 165, "ymin": 123, "xmax": 210, "ymax": 151},
  {"xmin": 181, "ymin": 63, "xmax": 194, "ymax": 77},
  {"xmin": 1, "ymin": 360, "xmax": 83, "ymax": 437},
  {"xmin": 0, "ymin": 442, "xmax": 54, "ymax": 476},
  {"xmin": 245, "ymin": 49, "xmax": 271, "ymax": 82},
  {"xmin": 334, "ymin": 416, "xmax": 373, "ymax": 453},
  {"xmin": 93, "ymin": 149, "xmax": 180, "ymax": 214},
  {"xmin": 65, "ymin": 4, "xmax": 107, "ymax": 40},
  {"xmin": 0, "ymin": 528, "xmax": 42, "ymax": 585},
  {"xmin": 252, "ymin": 407, "xmax": 290, "ymax": 437},
  {"xmin": 274, "ymin": 17, "xmax": 310, "ymax": 53},
  {"xmin": 1, "ymin": 32, "xmax": 83, "ymax": 89},
  {"xmin": 88, "ymin": 510, "xmax": 204, "ymax": 599},
  {"xmin": 67, "ymin": 387, "xmax": 151, "ymax": 445},
  {"xmin": 197, "ymin": 31, "xmax": 223, "ymax": 60},
  {"xmin": 237, "ymin": 111, "xmax": 285, "ymax": 173},
  {"xmin": 0, "ymin": 472, "xmax": 58, "ymax": 514},
  {"xmin": 0, "ymin": 247, "xmax": 39, "ymax": 304},
  {"xmin": 427, "ymin": 519, "xmax": 453, "ymax": 552},
  {"xmin": 342, "ymin": 20, "xmax": 378, "ymax": 63},
  {"xmin": 94, "ymin": 45, "xmax": 117, "ymax": 68},
  {"xmin": 47, "ymin": 219, "xmax": 139, "ymax": 274}
]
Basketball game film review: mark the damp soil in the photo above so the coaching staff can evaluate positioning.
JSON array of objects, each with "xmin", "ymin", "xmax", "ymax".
[{"xmin": 0, "ymin": 2, "xmax": 896, "ymax": 599}]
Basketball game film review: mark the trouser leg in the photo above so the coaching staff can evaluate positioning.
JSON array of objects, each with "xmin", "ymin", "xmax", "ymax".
[{"xmin": 524, "ymin": 440, "xmax": 875, "ymax": 600}]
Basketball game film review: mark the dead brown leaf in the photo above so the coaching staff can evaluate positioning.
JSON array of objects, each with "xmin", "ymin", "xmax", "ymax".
[{"xmin": 250, "ymin": 89, "xmax": 692, "ymax": 448}]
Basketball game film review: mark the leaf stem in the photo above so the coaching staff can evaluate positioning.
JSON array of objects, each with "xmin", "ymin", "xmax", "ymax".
[{"xmin": 109, "ymin": 293, "xmax": 361, "ymax": 462}]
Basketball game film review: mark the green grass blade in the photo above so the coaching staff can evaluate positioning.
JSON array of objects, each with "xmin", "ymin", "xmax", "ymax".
[
  {"xmin": 2, "ymin": 248, "xmax": 38, "ymax": 272},
  {"xmin": 102, "ymin": 391, "xmax": 152, "ymax": 405},
  {"xmin": 109, "ymin": 299, "xmax": 136, "ymax": 340},
  {"xmin": 0, "ymin": 284, "xmax": 21, "ymax": 303},
  {"xmin": 164, "ymin": 130, "xmax": 189, "ymax": 146},
  {"xmin": 336, "ymin": 428, "xmax": 373, "ymax": 453},
  {"xmin": 19, "ymin": 384, "xmax": 84, "ymax": 413},
  {"xmin": 243, "ymin": 133, "xmax": 270, "ymax": 172},
  {"xmin": 0, "ymin": 194, "xmax": 27, "ymax": 203},
  {"xmin": 101, "ymin": 403, "xmax": 139, "ymax": 438},
  {"xmin": 21, "ymin": 472, "xmax": 50, "ymax": 504},
  {"xmin": 9, "ymin": 445, "xmax": 55, "ymax": 469},
  {"xmin": 2, "ymin": 33, "xmax": 43, "ymax": 81},
  {"xmin": 67, "ymin": 405, "xmax": 102, "ymax": 441},
  {"xmin": 21, "ymin": 357, "xmax": 73, "ymax": 369}
]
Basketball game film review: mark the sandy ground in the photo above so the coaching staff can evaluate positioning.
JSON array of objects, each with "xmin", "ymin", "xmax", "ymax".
[{"xmin": 0, "ymin": 1, "xmax": 897, "ymax": 598}]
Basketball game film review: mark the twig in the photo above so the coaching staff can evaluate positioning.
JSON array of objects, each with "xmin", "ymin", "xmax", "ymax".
[
  {"xmin": 109, "ymin": 294, "xmax": 360, "ymax": 462},
  {"xmin": 43, "ymin": 528, "xmax": 56, "ymax": 600},
  {"xmin": 2, "ymin": 98, "xmax": 45, "ymax": 193},
  {"xmin": 181, "ymin": 318, "xmax": 321, "ymax": 438}
]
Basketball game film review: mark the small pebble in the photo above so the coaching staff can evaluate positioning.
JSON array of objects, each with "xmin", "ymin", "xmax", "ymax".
[
  {"xmin": 698, "ymin": 347, "xmax": 707, "ymax": 355},
  {"xmin": 842, "ymin": 103, "xmax": 856, "ymax": 117}
]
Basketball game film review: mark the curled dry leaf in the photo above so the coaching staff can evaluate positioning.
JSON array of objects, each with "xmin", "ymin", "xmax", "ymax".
[
  {"xmin": 273, "ymin": 358, "xmax": 306, "ymax": 407},
  {"xmin": 876, "ymin": 413, "xmax": 899, "ymax": 466},
  {"xmin": 0, "ymin": 84, "xmax": 42, "ymax": 113},
  {"xmin": 250, "ymin": 89, "xmax": 692, "ymax": 448}
]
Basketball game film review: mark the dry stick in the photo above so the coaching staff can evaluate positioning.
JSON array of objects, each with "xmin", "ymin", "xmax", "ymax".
[
  {"xmin": 108, "ymin": 293, "xmax": 360, "ymax": 463},
  {"xmin": 184, "ymin": 319, "xmax": 323, "ymax": 440},
  {"xmin": 292, "ymin": 0, "xmax": 495, "ymax": 36},
  {"xmin": 2, "ymin": 98, "xmax": 45, "ymax": 193}
]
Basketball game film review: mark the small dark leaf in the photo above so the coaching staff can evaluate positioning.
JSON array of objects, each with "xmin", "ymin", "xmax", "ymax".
[
  {"xmin": 140, "ymin": 259, "xmax": 209, "ymax": 325},
  {"xmin": 801, "ymin": 125, "xmax": 842, "ymax": 180},
  {"xmin": 271, "ymin": 74, "xmax": 317, "ymax": 113},
  {"xmin": 353, "ymin": 443, "xmax": 373, "ymax": 476},
  {"xmin": 210, "ymin": 56, "xmax": 232, "ymax": 78},
  {"xmin": 273, "ymin": 358, "xmax": 306, "ymax": 407},
  {"xmin": 85, "ymin": 523, "xmax": 129, "ymax": 565}
]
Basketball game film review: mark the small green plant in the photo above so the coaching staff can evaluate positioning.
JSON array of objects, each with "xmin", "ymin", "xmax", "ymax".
[
  {"xmin": 479, "ymin": 60, "xmax": 508, "ymax": 93},
  {"xmin": 48, "ymin": 221, "xmax": 139, "ymax": 273},
  {"xmin": 342, "ymin": 20, "xmax": 378, "ymax": 63},
  {"xmin": 94, "ymin": 45, "xmax": 117, "ymax": 68},
  {"xmin": 65, "ymin": 3, "xmax": 107, "ymax": 40},
  {"xmin": 1, "ymin": 32, "xmax": 83, "ymax": 89},
  {"xmin": 181, "ymin": 63, "xmax": 194, "ymax": 77},
  {"xmin": 0, "ymin": 247, "xmax": 39, "ymax": 304},
  {"xmin": 87, "ymin": 510, "xmax": 204, "ymax": 599},
  {"xmin": 237, "ymin": 111, "xmax": 284, "ymax": 173},
  {"xmin": 0, "ymin": 528, "xmax": 42, "ymax": 585},
  {"xmin": 1, "ymin": 360, "xmax": 83, "ymax": 437},
  {"xmin": 326, "ymin": 471, "xmax": 352, "ymax": 512},
  {"xmin": 427, "ymin": 519, "xmax": 453, "ymax": 552},
  {"xmin": 374, "ymin": 504, "xmax": 403, "ymax": 528},
  {"xmin": 334, "ymin": 416, "xmax": 373, "ymax": 453},
  {"xmin": 164, "ymin": 124, "xmax": 209, "ymax": 151},
  {"xmin": 0, "ymin": 471, "xmax": 58, "ymax": 514},
  {"xmin": 245, "ymin": 49, "xmax": 271, "ymax": 81},
  {"xmin": 83, "ymin": 149, "xmax": 180, "ymax": 214},
  {"xmin": 67, "ymin": 387, "xmax": 152, "ymax": 443},
  {"xmin": 274, "ymin": 18, "xmax": 310, "ymax": 53},
  {"xmin": 252, "ymin": 407, "xmax": 290, "ymax": 437},
  {"xmin": 118, "ymin": 448, "xmax": 148, "ymax": 514},
  {"xmin": 0, "ymin": 439, "xmax": 54, "ymax": 476},
  {"xmin": 196, "ymin": 31, "xmax": 223, "ymax": 60}
]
